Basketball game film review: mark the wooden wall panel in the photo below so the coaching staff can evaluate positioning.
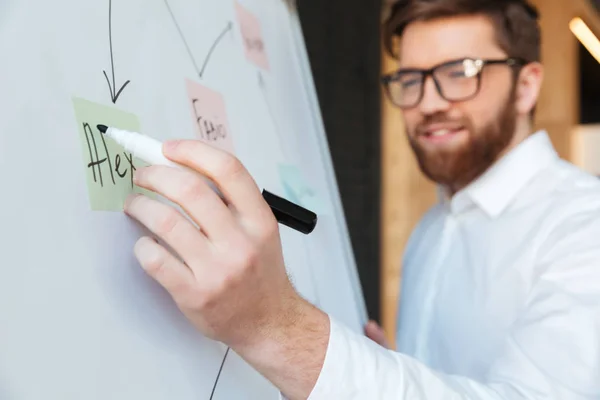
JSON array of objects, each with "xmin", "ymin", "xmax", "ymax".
[{"xmin": 530, "ymin": 0, "xmax": 579, "ymax": 160}]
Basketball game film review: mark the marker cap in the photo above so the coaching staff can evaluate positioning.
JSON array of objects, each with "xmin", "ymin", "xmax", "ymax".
[{"xmin": 262, "ymin": 190, "xmax": 317, "ymax": 235}]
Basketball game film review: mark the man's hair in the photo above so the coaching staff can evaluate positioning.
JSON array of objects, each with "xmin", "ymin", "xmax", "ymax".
[{"xmin": 384, "ymin": 0, "xmax": 541, "ymax": 63}]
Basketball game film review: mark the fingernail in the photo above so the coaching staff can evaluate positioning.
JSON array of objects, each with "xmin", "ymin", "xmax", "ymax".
[
  {"xmin": 134, "ymin": 237, "xmax": 162, "ymax": 265},
  {"xmin": 163, "ymin": 140, "xmax": 180, "ymax": 152},
  {"xmin": 133, "ymin": 166, "xmax": 147, "ymax": 184},
  {"xmin": 124, "ymin": 193, "xmax": 141, "ymax": 210}
]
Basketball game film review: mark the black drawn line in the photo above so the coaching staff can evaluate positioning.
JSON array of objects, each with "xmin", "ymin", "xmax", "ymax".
[
  {"xmin": 83, "ymin": 123, "xmax": 99, "ymax": 184},
  {"xmin": 199, "ymin": 22, "xmax": 233, "ymax": 78},
  {"xmin": 258, "ymin": 72, "xmax": 281, "ymax": 140},
  {"xmin": 163, "ymin": 0, "xmax": 232, "ymax": 80},
  {"xmin": 163, "ymin": 0, "xmax": 202, "ymax": 76},
  {"xmin": 103, "ymin": 0, "xmax": 131, "ymax": 104},
  {"xmin": 115, "ymin": 154, "xmax": 127, "ymax": 178},
  {"xmin": 124, "ymin": 152, "xmax": 136, "ymax": 188},
  {"xmin": 98, "ymin": 128, "xmax": 116, "ymax": 185},
  {"xmin": 86, "ymin": 123, "xmax": 105, "ymax": 187},
  {"xmin": 209, "ymin": 347, "xmax": 231, "ymax": 400}
]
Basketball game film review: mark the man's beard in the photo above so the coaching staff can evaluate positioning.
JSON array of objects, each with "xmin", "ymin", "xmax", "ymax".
[{"xmin": 408, "ymin": 93, "xmax": 517, "ymax": 192}]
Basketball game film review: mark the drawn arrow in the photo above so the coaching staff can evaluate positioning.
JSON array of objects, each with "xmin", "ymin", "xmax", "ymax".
[
  {"xmin": 199, "ymin": 22, "xmax": 233, "ymax": 78},
  {"xmin": 258, "ymin": 70, "xmax": 265, "ymax": 88},
  {"xmin": 103, "ymin": 0, "xmax": 131, "ymax": 104},
  {"xmin": 209, "ymin": 347, "xmax": 230, "ymax": 400},
  {"xmin": 164, "ymin": 0, "xmax": 232, "ymax": 80}
]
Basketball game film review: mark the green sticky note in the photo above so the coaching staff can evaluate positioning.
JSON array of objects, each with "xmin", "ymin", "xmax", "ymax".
[
  {"xmin": 278, "ymin": 163, "xmax": 330, "ymax": 216},
  {"xmin": 72, "ymin": 97, "xmax": 152, "ymax": 211}
]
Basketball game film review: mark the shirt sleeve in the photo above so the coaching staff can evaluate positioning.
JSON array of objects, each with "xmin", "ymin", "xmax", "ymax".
[{"xmin": 307, "ymin": 213, "xmax": 600, "ymax": 400}]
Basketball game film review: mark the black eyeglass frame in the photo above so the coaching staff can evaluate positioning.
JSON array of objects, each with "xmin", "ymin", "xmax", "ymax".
[{"xmin": 381, "ymin": 57, "xmax": 527, "ymax": 108}]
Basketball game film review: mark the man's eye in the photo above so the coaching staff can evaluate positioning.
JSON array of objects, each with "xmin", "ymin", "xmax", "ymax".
[
  {"xmin": 401, "ymin": 79, "xmax": 421, "ymax": 89},
  {"xmin": 448, "ymin": 70, "xmax": 468, "ymax": 78}
]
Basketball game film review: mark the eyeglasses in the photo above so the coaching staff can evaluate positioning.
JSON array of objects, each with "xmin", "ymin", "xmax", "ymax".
[{"xmin": 381, "ymin": 57, "xmax": 526, "ymax": 109}]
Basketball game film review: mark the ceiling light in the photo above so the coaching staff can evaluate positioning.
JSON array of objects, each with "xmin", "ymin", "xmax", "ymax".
[{"xmin": 570, "ymin": 17, "xmax": 600, "ymax": 64}]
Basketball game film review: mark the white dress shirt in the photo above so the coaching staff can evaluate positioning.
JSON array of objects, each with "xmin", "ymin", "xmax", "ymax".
[{"xmin": 307, "ymin": 130, "xmax": 600, "ymax": 399}]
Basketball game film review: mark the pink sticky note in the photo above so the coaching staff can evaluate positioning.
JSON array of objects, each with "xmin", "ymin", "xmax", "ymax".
[
  {"xmin": 185, "ymin": 79, "xmax": 236, "ymax": 154},
  {"xmin": 235, "ymin": 2, "xmax": 270, "ymax": 71}
]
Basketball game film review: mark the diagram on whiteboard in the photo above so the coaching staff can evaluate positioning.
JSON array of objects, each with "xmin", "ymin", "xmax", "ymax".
[
  {"xmin": 70, "ymin": 0, "xmax": 257, "ymax": 397},
  {"xmin": 103, "ymin": 0, "xmax": 131, "ymax": 103},
  {"xmin": 0, "ymin": 0, "xmax": 366, "ymax": 398},
  {"xmin": 164, "ymin": 0, "xmax": 233, "ymax": 80}
]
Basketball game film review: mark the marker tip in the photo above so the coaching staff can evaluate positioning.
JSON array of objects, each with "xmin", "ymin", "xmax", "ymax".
[{"xmin": 97, "ymin": 124, "xmax": 108, "ymax": 134}]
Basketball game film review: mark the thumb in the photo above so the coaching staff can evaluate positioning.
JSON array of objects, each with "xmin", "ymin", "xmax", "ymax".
[{"xmin": 364, "ymin": 320, "xmax": 390, "ymax": 349}]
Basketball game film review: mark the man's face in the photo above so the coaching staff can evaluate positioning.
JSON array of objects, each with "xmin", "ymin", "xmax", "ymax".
[{"xmin": 398, "ymin": 15, "xmax": 519, "ymax": 192}]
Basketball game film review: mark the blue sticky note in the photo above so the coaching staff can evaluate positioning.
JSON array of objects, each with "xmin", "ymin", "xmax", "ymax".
[{"xmin": 278, "ymin": 164, "xmax": 330, "ymax": 215}]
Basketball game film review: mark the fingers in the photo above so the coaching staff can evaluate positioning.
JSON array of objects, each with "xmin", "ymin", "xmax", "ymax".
[
  {"xmin": 133, "ymin": 165, "xmax": 238, "ymax": 244},
  {"xmin": 364, "ymin": 320, "xmax": 390, "ymax": 349},
  {"xmin": 124, "ymin": 194, "xmax": 210, "ymax": 276},
  {"xmin": 162, "ymin": 140, "xmax": 274, "ymax": 228},
  {"xmin": 133, "ymin": 236, "xmax": 195, "ymax": 297}
]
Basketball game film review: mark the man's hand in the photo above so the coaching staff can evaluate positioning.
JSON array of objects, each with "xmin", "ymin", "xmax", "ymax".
[
  {"xmin": 124, "ymin": 140, "xmax": 329, "ymax": 399},
  {"xmin": 365, "ymin": 320, "xmax": 390, "ymax": 349}
]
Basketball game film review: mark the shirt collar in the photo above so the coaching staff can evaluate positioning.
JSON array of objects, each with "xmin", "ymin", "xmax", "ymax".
[{"xmin": 441, "ymin": 130, "xmax": 559, "ymax": 217}]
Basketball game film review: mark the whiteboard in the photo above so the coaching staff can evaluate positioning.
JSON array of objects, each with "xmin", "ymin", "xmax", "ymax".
[{"xmin": 0, "ymin": 0, "xmax": 367, "ymax": 398}]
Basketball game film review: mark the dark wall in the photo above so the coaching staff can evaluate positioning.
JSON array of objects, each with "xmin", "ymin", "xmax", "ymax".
[
  {"xmin": 296, "ymin": 1, "xmax": 383, "ymax": 322},
  {"xmin": 579, "ymin": 42, "xmax": 600, "ymax": 124}
]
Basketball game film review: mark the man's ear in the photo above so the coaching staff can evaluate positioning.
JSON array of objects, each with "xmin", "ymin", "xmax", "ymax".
[{"xmin": 515, "ymin": 62, "xmax": 544, "ymax": 116}]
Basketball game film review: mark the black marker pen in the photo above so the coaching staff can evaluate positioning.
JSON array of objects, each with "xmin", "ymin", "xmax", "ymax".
[{"xmin": 97, "ymin": 124, "xmax": 317, "ymax": 234}]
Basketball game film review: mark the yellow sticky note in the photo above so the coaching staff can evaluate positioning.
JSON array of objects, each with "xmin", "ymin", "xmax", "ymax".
[{"xmin": 72, "ymin": 97, "xmax": 150, "ymax": 211}]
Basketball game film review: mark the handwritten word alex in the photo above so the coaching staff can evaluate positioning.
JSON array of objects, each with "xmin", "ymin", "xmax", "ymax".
[{"xmin": 82, "ymin": 122, "xmax": 136, "ymax": 189}]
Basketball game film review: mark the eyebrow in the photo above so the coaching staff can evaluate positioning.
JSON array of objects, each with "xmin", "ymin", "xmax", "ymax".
[
  {"xmin": 396, "ymin": 57, "xmax": 466, "ymax": 71},
  {"xmin": 398, "ymin": 54, "xmax": 509, "ymax": 71}
]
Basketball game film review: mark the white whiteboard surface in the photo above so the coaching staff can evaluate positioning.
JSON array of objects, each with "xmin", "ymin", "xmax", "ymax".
[{"xmin": 0, "ymin": 0, "xmax": 367, "ymax": 399}]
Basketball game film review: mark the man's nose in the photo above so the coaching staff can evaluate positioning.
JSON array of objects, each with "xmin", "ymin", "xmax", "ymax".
[{"xmin": 418, "ymin": 76, "xmax": 450, "ymax": 115}]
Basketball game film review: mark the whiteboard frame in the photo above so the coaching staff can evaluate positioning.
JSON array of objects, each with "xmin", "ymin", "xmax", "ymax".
[{"xmin": 286, "ymin": 10, "xmax": 369, "ymax": 326}]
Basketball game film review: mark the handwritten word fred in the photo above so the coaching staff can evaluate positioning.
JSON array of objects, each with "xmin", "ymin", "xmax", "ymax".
[
  {"xmin": 191, "ymin": 99, "xmax": 228, "ymax": 142},
  {"xmin": 185, "ymin": 80, "xmax": 236, "ymax": 154}
]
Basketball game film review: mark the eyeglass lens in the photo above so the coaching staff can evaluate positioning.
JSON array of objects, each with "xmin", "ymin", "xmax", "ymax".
[{"xmin": 387, "ymin": 59, "xmax": 482, "ymax": 107}]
